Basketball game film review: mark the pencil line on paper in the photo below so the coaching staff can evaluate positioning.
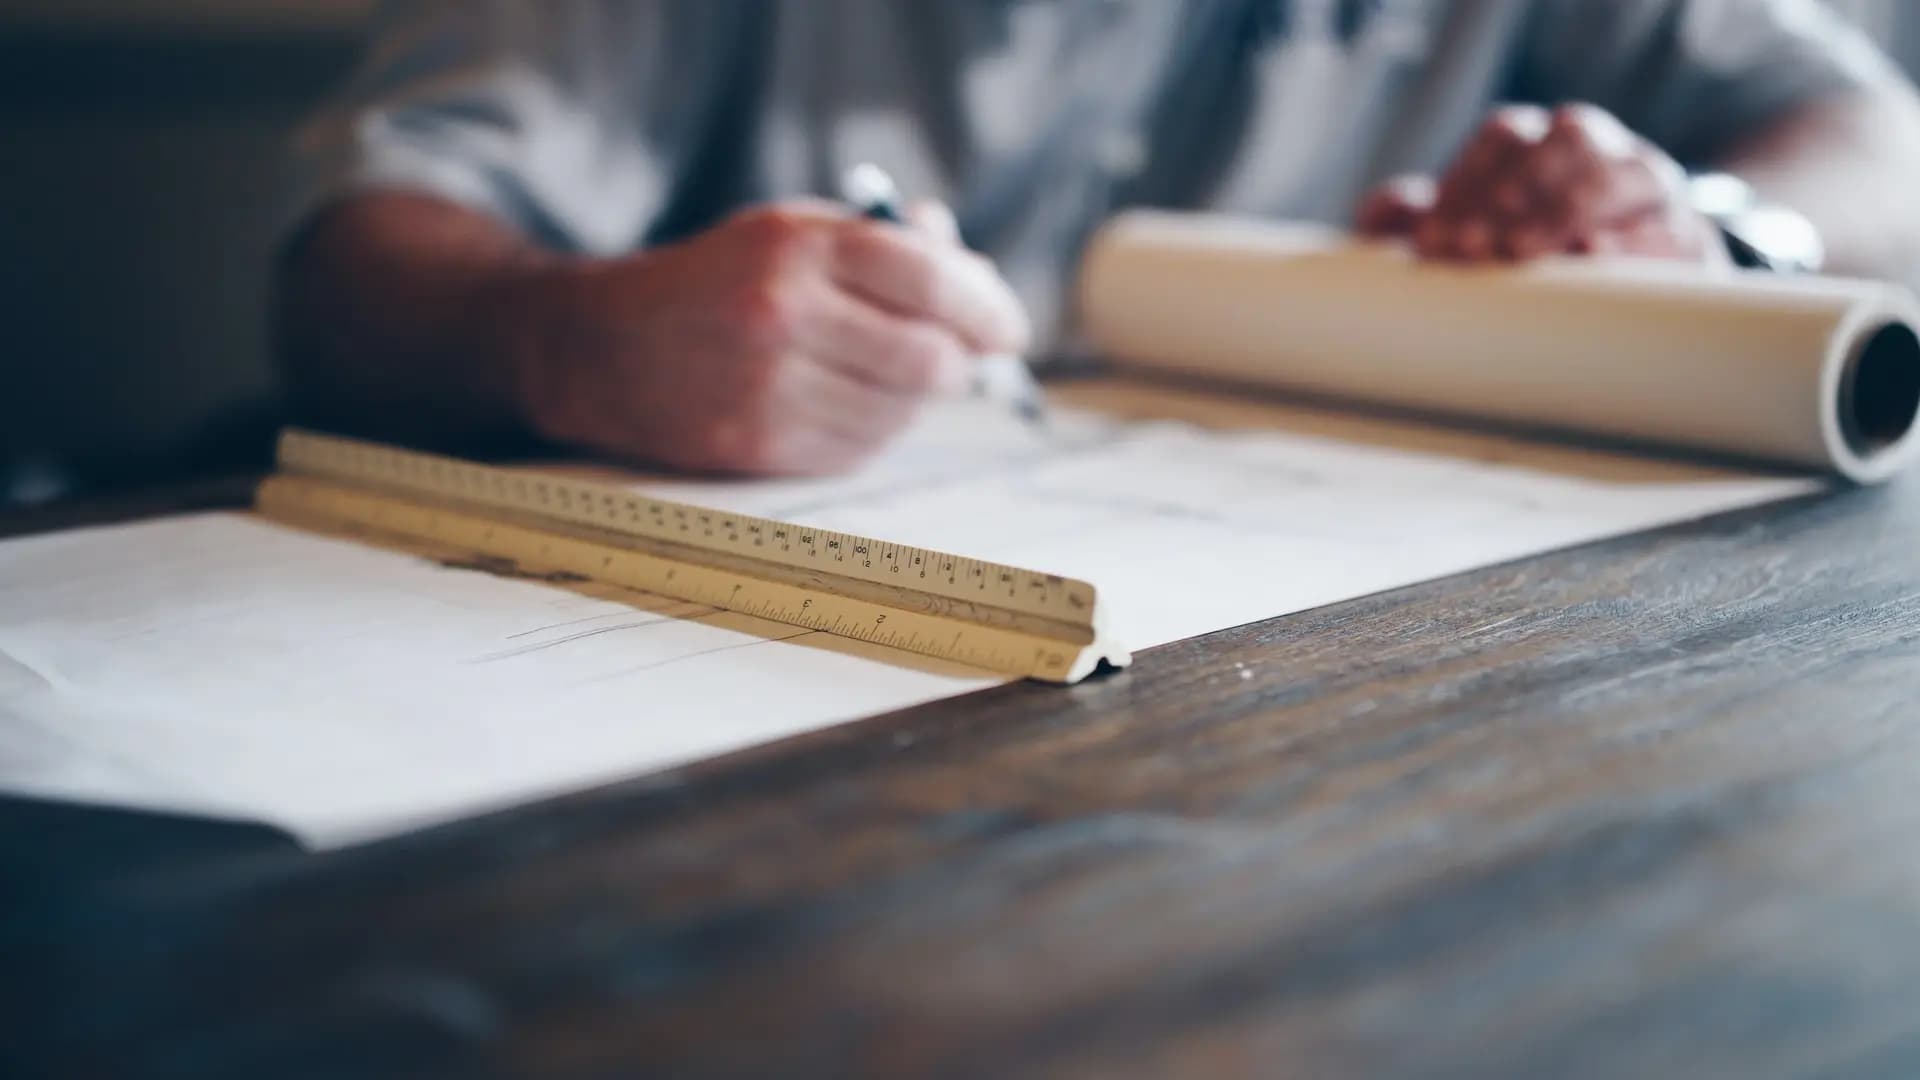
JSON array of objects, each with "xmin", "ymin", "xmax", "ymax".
[
  {"xmin": 576, "ymin": 629, "xmax": 819, "ymax": 687},
  {"xmin": 506, "ymin": 603, "xmax": 706, "ymax": 639},
  {"xmin": 470, "ymin": 617, "xmax": 689, "ymax": 663},
  {"xmin": 506, "ymin": 611, "xmax": 636, "ymax": 639}
]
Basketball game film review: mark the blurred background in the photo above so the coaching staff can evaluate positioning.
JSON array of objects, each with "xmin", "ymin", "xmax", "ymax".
[
  {"xmin": 1, "ymin": 0, "xmax": 1917, "ymax": 506},
  {"xmin": 0, "ymin": 0, "xmax": 372, "ymax": 504}
]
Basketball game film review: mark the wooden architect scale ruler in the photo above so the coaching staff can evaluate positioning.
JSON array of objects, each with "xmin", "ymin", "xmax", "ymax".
[{"xmin": 255, "ymin": 429, "xmax": 1126, "ymax": 683}]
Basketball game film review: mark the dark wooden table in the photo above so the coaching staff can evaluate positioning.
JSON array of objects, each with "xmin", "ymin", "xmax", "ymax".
[{"xmin": 8, "ymin": 470, "xmax": 1920, "ymax": 1079}]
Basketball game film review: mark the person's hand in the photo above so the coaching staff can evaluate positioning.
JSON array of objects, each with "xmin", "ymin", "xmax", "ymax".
[
  {"xmin": 508, "ymin": 198, "xmax": 1030, "ymax": 476},
  {"xmin": 1356, "ymin": 103, "xmax": 1728, "ymax": 267}
]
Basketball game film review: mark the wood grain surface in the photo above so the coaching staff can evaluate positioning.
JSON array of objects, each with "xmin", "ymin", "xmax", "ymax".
[{"xmin": 9, "ymin": 473, "xmax": 1920, "ymax": 1079}]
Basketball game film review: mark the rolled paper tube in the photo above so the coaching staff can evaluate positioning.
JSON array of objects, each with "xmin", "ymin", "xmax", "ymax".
[{"xmin": 1077, "ymin": 211, "xmax": 1920, "ymax": 482}]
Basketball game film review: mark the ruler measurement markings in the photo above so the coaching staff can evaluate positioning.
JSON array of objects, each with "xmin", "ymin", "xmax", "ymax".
[
  {"xmin": 257, "ymin": 474, "xmax": 1091, "ymax": 681},
  {"xmin": 278, "ymin": 430, "xmax": 1096, "ymax": 623},
  {"xmin": 273, "ymin": 432, "xmax": 1107, "ymax": 678}
]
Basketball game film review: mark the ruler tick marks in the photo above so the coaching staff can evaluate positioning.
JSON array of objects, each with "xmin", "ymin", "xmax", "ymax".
[{"xmin": 263, "ymin": 429, "xmax": 1116, "ymax": 682}]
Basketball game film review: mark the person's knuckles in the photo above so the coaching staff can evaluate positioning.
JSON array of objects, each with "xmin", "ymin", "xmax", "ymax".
[
  {"xmin": 1416, "ymin": 205, "xmax": 1496, "ymax": 261},
  {"xmin": 1539, "ymin": 114, "xmax": 1614, "ymax": 191},
  {"xmin": 1501, "ymin": 219, "xmax": 1562, "ymax": 261},
  {"xmin": 1549, "ymin": 102, "xmax": 1638, "ymax": 160},
  {"xmin": 731, "ymin": 204, "xmax": 835, "ymax": 262},
  {"xmin": 881, "ymin": 323, "xmax": 969, "ymax": 395},
  {"xmin": 1488, "ymin": 174, "xmax": 1534, "ymax": 220},
  {"xmin": 1446, "ymin": 105, "xmax": 1550, "ymax": 197},
  {"xmin": 1433, "ymin": 156, "xmax": 1493, "ymax": 216},
  {"xmin": 1468, "ymin": 105, "xmax": 1550, "ymax": 164},
  {"xmin": 1437, "ymin": 150, "xmax": 1512, "ymax": 221},
  {"xmin": 1415, "ymin": 215, "xmax": 1453, "ymax": 258},
  {"xmin": 1549, "ymin": 165, "xmax": 1614, "ymax": 235},
  {"xmin": 1452, "ymin": 216, "xmax": 1497, "ymax": 261},
  {"xmin": 730, "ymin": 275, "xmax": 812, "ymax": 351},
  {"xmin": 1526, "ymin": 135, "xmax": 1588, "ymax": 201}
]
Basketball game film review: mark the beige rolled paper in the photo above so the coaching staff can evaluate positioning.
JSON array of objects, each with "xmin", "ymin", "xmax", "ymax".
[{"xmin": 1077, "ymin": 211, "xmax": 1920, "ymax": 483}]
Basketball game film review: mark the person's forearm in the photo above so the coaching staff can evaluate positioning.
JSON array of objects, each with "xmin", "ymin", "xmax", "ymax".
[
  {"xmin": 274, "ymin": 191, "xmax": 561, "ymax": 450},
  {"xmin": 1715, "ymin": 88, "xmax": 1920, "ymax": 283}
]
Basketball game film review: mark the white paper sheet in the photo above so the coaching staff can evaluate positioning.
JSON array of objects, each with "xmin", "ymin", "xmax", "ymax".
[
  {"xmin": 0, "ymin": 380, "xmax": 1817, "ymax": 847},
  {"xmin": 609, "ymin": 380, "xmax": 1819, "ymax": 652}
]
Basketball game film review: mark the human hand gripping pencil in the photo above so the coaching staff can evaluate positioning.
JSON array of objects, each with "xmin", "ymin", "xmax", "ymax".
[{"xmin": 840, "ymin": 162, "xmax": 1050, "ymax": 428}]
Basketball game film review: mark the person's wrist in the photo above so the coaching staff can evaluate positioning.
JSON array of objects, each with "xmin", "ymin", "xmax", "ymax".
[{"xmin": 469, "ymin": 250, "xmax": 590, "ymax": 444}]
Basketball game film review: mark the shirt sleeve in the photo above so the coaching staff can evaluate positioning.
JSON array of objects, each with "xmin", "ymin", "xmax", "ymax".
[
  {"xmin": 284, "ymin": 0, "xmax": 699, "ymax": 255},
  {"xmin": 1508, "ymin": 0, "xmax": 1905, "ymax": 165}
]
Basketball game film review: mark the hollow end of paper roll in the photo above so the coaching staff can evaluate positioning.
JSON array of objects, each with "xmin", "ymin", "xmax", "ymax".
[{"xmin": 1835, "ymin": 320, "xmax": 1920, "ymax": 482}]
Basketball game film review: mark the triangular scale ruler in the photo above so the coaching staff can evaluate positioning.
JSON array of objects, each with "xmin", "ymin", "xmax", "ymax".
[{"xmin": 256, "ymin": 429, "xmax": 1127, "ymax": 683}]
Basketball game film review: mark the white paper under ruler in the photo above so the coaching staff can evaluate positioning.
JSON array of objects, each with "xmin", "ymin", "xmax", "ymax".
[{"xmin": 0, "ymin": 379, "xmax": 1818, "ymax": 847}]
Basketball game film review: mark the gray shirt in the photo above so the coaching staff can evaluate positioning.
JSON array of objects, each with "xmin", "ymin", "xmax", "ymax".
[{"xmin": 292, "ymin": 0, "xmax": 1897, "ymax": 345}]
